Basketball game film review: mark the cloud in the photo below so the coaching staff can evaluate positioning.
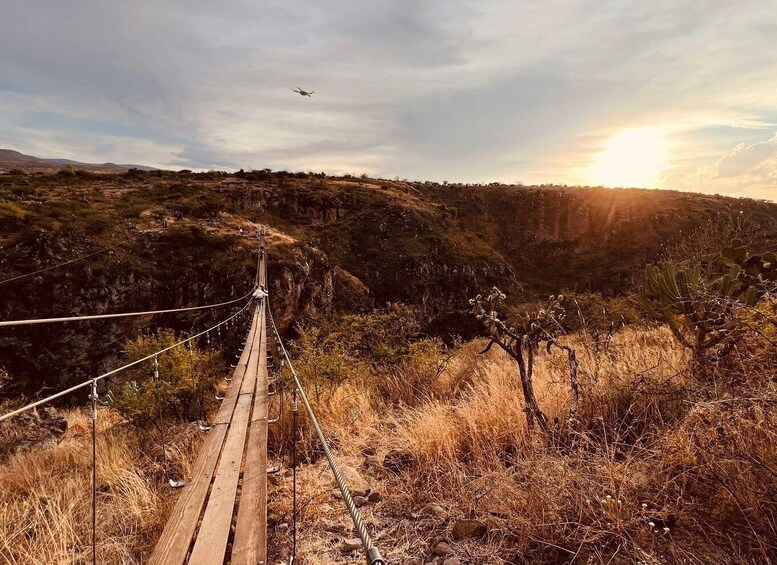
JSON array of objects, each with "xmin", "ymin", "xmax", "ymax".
[
  {"xmin": 717, "ymin": 134, "xmax": 777, "ymax": 178},
  {"xmin": 1, "ymin": 1, "xmax": 776, "ymax": 199}
]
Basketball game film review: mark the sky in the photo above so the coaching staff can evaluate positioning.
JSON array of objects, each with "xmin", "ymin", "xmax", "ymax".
[{"xmin": 1, "ymin": 1, "xmax": 776, "ymax": 200}]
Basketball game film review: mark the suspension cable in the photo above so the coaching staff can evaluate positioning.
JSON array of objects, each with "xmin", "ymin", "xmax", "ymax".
[
  {"xmin": 0, "ymin": 297, "xmax": 254, "ymax": 423},
  {"xmin": 0, "ymin": 285, "xmax": 257, "ymax": 328},
  {"xmin": 266, "ymin": 301, "xmax": 385, "ymax": 565}
]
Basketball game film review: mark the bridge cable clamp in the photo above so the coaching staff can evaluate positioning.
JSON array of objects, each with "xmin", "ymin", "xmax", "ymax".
[{"xmin": 88, "ymin": 379, "xmax": 99, "ymax": 421}]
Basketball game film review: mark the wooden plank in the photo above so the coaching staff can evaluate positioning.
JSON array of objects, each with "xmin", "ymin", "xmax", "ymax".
[
  {"xmin": 231, "ymin": 304, "xmax": 269, "ymax": 565},
  {"xmin": 187, "ymin": 394, "xmax": 254, "ymax": 563},
  {"xmin": 214, "ymin": 312, "xmax": 260, "ymax": 425},
  {"xmin": 187, "ymin": 306, "xmax": 261, "ymax": 564},
  {"xmin": 151, "ymin": 247, "xmax": 270, "ymax": 565},
  {"xmin": 148, "ymin": 311, "xmax": 260, "ymax": 565}
]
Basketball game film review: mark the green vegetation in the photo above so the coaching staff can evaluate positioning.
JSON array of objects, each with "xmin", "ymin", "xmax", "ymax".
[
  {"xmin": 110, "ymin": 331, "xmax": 223, "ymax": 429},
  {"xmin": 642, "ymin": 241, "xmax": 776, "ymax": 371}
]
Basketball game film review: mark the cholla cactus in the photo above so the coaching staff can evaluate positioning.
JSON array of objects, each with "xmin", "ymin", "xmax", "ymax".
[{"xmin": 470, "ymin": 288, "xmax": 578, "ymax": 446}]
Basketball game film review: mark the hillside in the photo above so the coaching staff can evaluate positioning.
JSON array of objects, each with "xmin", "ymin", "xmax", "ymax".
[
  {"xmin": 0, "ymin": 149, "xmax": 155, "ymax": 174},
  {"xmin": 1, "ymin": 167, "xmax": 776, "ymax": 395}
]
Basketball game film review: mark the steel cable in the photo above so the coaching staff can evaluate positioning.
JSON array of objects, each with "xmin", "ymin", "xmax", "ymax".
[
  {"xmin": 266, "ymin": 301, "xmax": 385, "ymax": 565},
  {"xmin": 0, "ymin": 285, "xmax": 257, "ymax": 328},
  {"xmin": 0, "ymin": 297, "xmax": 253, "ymax": 423}
]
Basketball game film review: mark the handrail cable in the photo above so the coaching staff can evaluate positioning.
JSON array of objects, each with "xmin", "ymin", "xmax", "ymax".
[
  {"xmin": 0, "ymin": 229, "xmax": 161, "ymax": 286},
  {"xmin": 0, "ymin": 284, "xmax": 256, "ymax": 328},
  {"xmin": 0, "ymin": 296, "xmax": 254, "ymax": 423},
  {"xmin": 266, "ymin": 301, "xmax": 386, "ymax": 565}
]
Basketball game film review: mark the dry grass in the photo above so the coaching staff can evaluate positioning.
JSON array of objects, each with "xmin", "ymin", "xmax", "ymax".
[
  {"xmin": 0, "ymin": 409, "xmax": 202, "ymax": 564},
  {"xmin": 267, "ymin": 326, "xmax": 777, "ymax": 564},
  {"xmin": 2, "ymin": 325, "xmax": 775, "ymax": 563}
]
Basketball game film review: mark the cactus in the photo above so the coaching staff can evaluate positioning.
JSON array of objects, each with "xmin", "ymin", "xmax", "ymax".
[{"xmin": 642, "ymin": 241, "xmax": 776, "ymax": 372}]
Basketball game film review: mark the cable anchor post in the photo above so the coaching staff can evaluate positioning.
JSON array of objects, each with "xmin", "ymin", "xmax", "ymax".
[
  {"xmin": 153, "ymin": 355, "xmax": 160, "ymax": 383},
  {"xmin": 153, "ymin": 356, "xmax": 185, "ymax": 488}
]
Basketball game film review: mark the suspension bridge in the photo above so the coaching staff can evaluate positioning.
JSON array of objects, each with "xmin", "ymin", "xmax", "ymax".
[{"xmin": 0, "ymin": 228, "xmax": 385, "ymax": 565}]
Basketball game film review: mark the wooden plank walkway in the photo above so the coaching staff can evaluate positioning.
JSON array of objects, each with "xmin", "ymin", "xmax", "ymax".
[{"xmin": 150, "ymin": 240, "xmax": 269, "ymax": 565}]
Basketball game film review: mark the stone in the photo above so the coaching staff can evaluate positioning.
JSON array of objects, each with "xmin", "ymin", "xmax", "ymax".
[
  {"xmin": 403, "ymin": 559, "xmax": 423, "ymax": 565},
  {"xmin": 322, "ymin": 519, "xmax": 349, "ymax": 535},
  {"xmin": 452, "ymin": 519, "xmax": 487, "ymax": 540},
  {"xmin": 338, "ymin": 465, "xmax": 371, "ymax": 497},
  {"xmin": 432, "ymin": 541, "xmax": 453, "ymax": 556},
  {"xmin": 368, "ymin": 491, "xmax": 382, "ymax": 503},
  {"xmin": 442, "ymin": 559, "xmax": 462, "ymax": 565},
  {"xmin": 353, "ymin": 495, "xmax": 369, "ymax": 508},
  {"xmin": 341, "ymin": 537, "xmax": 362, "ymax": 552}
]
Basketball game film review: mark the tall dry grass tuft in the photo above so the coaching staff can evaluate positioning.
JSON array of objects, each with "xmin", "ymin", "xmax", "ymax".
[{"xmin": 0, "ymin": 408, "xmax": 202, "ymax": 564}]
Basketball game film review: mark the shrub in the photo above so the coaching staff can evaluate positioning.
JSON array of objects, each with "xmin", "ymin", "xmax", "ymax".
[
  {"xmin": 110, "ymin": 331, "xmax": 223, "ymax": 430},
  {"xmin": 642, "ymin": 241, "xmax": 776, "ymax": 374},
  {"xmin": 0, "ymin": 202, "xmax": 28, "ymax": 230}
]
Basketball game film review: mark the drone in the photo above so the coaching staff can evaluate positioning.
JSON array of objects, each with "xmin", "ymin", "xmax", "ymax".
[{"xmin": 293, "ymin": 87, "xmax": 314, "ymax": 97}]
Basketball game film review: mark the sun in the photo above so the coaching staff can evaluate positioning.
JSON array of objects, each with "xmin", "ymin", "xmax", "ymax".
[{"xmin": 588, "ymin": 127, "xmax": 669, "ymax": 188}]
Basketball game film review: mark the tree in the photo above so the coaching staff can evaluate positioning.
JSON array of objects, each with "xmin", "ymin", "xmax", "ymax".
[{"xmin": 470, "ymin": 288, "xmax": 579, "ymax": 446}]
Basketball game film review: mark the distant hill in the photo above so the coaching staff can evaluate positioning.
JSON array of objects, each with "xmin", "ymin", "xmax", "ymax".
[{"xmin": 0, "ymin": 148, "xmax": 156, "ymax": 174}]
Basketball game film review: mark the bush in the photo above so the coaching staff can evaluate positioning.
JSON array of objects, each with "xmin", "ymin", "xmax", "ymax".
[
  {"xmin": 110, "ymin": 331, "xmax": 224, "ymax": 430},
  {"xmin": 0, "ymin": 202, "xmax": 28, "ymax": 230}
]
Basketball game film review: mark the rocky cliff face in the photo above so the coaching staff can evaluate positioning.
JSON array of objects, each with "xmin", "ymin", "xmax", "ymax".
[
  {"xmin": 265, "ymin": 240, "xmax": 370, "ymax": 334},
  {"xmin": 216, "ymin": 175, "xmax": 777, "ymax": 329}
]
